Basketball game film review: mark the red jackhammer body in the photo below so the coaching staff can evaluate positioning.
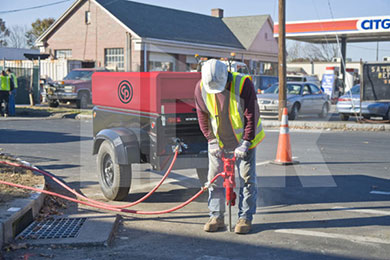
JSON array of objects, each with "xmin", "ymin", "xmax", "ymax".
[{"xmin": 221, "ymin": 155, "xmax": 236, "ymax": 231}]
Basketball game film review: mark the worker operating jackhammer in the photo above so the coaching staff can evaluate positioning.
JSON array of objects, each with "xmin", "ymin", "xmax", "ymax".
[{"xmin": 194, "ymin": 59, "xmax": 265, "ymax": 234}]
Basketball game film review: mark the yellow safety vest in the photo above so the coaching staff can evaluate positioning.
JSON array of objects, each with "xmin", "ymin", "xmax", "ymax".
[
  {"xmin": 0, "ymin": 75, "xmax": 10, "ymax": 91},
  {"xmin": 200, "ymin": 72, "xmax": 265, "ymax": 149},
  {"xmin": 9, "ymin": 73, "xmax": 17, "ymax": 89}
]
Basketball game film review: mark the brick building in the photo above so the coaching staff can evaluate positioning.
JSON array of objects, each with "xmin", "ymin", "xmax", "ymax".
[{"xmin": 36, "ymin": 0, "xmax": 278, "ymax": 74}]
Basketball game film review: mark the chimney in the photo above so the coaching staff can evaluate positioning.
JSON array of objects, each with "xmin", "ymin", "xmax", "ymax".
[{"xmin": 211, "ymin": 8, "xmax": 224, "ymax": 18}]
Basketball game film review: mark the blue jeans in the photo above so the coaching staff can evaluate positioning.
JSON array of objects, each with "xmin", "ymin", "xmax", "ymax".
[
  {"xmin": 8, "ymin": 89, "xmax": 16, "ymax": 116},
  {"xmin": 207, "ymin": 148, "xmax": 257, "ymax": 221}
]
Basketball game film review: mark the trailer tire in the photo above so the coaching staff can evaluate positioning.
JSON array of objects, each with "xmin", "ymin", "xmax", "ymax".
[
  {"xmin": 196, "ymin": 168, "xmax": 208, "ymax": 187},
  {"xmin": 288, "ymin": 103, "xmax": 299, "ymax": 121},
  {"xmin": 49, "ymin": 100, "xmax": 59, "ymax": 108},
  {"xmin": 318, "ymin": 103, "xmax": 329, "ymax": 118},
  {"xmin": 339, "ymin": 113, "xmax": 349, "ymax": 121},
  {"xmin": 97, "ymin": 140, "xmax": 132, "ymax": 201},
  {"xmin": 76, "ymin": 92, "xmax": 89, "ymax": 109}
]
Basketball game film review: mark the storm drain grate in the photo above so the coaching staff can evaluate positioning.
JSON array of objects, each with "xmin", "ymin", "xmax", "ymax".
[{"xmin": 16, "ymin": 217, "xmax": 87, "ymax": 240}]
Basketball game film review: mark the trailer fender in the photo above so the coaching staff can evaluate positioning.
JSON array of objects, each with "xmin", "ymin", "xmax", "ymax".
[{"xmin": 93, "ymin": 128, "xmax": 140, "ymax": 165}]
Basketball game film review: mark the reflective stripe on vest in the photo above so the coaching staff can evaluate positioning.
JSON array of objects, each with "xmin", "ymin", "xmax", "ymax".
[
  {"xmin": 200, "ymin": 72, "xmax": 265, "ymax": 149},
  {"xmin": 0, "ymin": 75, "xmax": 10, "ymax": 91}
]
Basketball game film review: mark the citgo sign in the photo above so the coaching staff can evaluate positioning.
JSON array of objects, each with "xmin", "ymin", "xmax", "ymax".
[{"xmin": 357, "ymin": 17, "xmax": 390, "ymax": 31}]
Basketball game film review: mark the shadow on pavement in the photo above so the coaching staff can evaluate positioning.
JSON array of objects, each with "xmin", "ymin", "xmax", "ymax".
[
  {"xmin": 298, "ymin": 161, "xmax": 389, "ymax": 165},
  {"xmin": 0, "ymin": 129, "xmax": 91, "ymax": 144},
  {"xmin": 39, "ymin": 164, "xmax": 81, "ymax": 170},
  {"xmin": 5, "ymin": 155, "xmax": 59, "ymax": 164},
  {"xmin": 113, "ymin": 221, "xmax": 363, "ymax": 260},
  {"xmin": 252, "ymin": 215, "xmax": 390, "ymax": 233},
  {"xmin": 258, "ymin": 174, "xmax": 390, "ymax": 206},
  {"xmin": 126, "ymin": 188, "xmax": 208, "ymax": 203}
]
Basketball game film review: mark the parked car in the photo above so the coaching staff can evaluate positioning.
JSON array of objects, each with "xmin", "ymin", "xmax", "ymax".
[
  {"xmin": 257, "ymin": 82, "xmax": 330, "ymax": 120},
  {"xmin": 252, "ymin": 75, "xmax": 278, "ymax": 93},
  {"xmin": 286, "ymin": 74, "xmax": 321, "ymax": 86},
  {"xmin": 336, "ymin": 84, "xmax": 390, "ymax": 121},
  {"xmin": 45, "ymin": 68, "xmax": 108, "ymax": 108}
]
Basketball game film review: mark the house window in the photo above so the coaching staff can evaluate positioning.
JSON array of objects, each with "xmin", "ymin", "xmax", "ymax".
[
  {"xmin": 105, "ymin": 48, "xmax": 124, "ymax": 70},
  {"xmin": 149, "ymin": 61, "xmax": 173, "ymax": 71},
  {"xmin": 85, "ymin": 11, "xmax": 91, "ymax": 24},
  {"xmin": 148, "ymin": 52, "xmax": 175, "ymax": 72},
  {"xmin": 55, "ymin": 49, "xmax": 72, "ymax": 59}
]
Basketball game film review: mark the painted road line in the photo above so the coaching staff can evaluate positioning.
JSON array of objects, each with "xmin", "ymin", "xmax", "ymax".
[
  {"xmin": 255, "ymin": 158, "xmax": 298, "ymax": 166},
  {"xmin": 332, "ymin": 206, "xmax": 390, "ymax": 216},
  {"xmin": 275, "ymin": 229, "xmax": 390, "ymax": 245},
  {"xmin": 264, "ymin": 129, "xmax": 280, "ymax": 133},
  {"xmin": 256, "ymin": 161, "xmax": 272, "ymax": 166},
  {"xmin": 370, "ymin": 191, "xmax": 390, "ymax": 195}
]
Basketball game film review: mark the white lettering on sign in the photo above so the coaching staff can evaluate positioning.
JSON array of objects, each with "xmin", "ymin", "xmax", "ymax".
[{"xmin": 357, "ymin": 17, "xmax": 390, "ymax": 31}]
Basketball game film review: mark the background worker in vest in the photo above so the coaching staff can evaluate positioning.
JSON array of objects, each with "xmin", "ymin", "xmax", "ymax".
[
  {"xmin": 194, "ymin": 59, "xmax": 265, "ymax": 234},
  {"xmin": 0, "ymin": 70, "xmax": 14, "ymax": 117},
  {"xmin": 6, "ymin": 68, "xmax": 17, "ymax": 116}
]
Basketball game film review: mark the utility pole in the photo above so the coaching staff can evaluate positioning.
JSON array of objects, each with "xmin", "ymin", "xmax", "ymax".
[{"xmin": 278, "ymin": 0, "xmax": 286, "ymax": 120}]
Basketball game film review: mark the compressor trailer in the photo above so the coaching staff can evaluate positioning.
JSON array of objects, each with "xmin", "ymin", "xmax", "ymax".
[{"xmin": 92, "ymin": 72, "xmax": 208, "ymax": 201}]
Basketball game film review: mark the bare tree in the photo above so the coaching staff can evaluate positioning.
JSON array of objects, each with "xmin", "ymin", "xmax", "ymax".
[
  {"xmin": 287, "ymin": 40, "xmax": 340, "ymax": 62},
  {"xmin": 0, "ymin": 18, "xmax": 10, "ymax": 47},
  {"xmin": 287, "ymin": 40, "xmax": 306, "ymax": 62},
  {"xmin": 8, "ymin": 25, "xmax": 29, "ymax": 48},
  {"xmin": 303, "ymin": 43, "xmax": 339, "ymax": 62}
]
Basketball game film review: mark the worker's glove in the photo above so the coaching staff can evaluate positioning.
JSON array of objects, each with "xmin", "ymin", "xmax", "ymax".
[
  {"xmin": 234, "ymin": 140, "xmax": 251, "ymax": 159},
  {"xmin": 208, "ymin": 139, "xmax": 222, "ymax": 158}
]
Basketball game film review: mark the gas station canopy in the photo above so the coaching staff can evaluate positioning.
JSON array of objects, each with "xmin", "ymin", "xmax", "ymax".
[{"xmin": 274, "ymin": 16, "xmax": 390, "ymax": 43}]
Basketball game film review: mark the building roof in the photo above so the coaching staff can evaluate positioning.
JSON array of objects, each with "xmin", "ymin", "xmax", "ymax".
[
  {"xmin": 0, "ymin": 47, "xmax": 40, "ymax": 60},
  {"xmin": 223, "ymin": 15, "xmax": 269, "ymax": 49},
  {"xmin": 95, "ymin": 0, "xmax": 244, "ymax": 49}
]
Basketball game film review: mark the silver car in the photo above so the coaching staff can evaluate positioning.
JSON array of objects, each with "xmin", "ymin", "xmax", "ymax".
[
  {"xmin": 257, "ymin": 82, "xmax": 330, "ymax": 120},
  {"xmin": 336, "ymin": 84, "xmax": 390, "ymax": 121}
]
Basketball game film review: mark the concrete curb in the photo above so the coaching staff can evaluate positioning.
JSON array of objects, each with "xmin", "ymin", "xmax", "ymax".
[
  {"xmin": 75, "ymin": 113, "xmax": 93, "ymax": 120},
  {"xmin": 262, "ymin": 120, "xmax": 390, "ymax": 131},
  {"xmin": 3, "ymin": 111, "xmax": 389, "ymax": 131},
  {"xmin": 0, "ymin": 162, "xmax": 46, "ymax": 248}
]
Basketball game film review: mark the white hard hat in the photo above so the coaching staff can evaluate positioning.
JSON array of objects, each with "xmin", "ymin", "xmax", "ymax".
[{"xmin": 201, "ymin": 59, "xmax": 228, "ymax": 94}]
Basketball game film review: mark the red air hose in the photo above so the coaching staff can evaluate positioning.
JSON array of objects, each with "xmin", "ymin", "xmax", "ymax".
[
  {"xmin": 0, "ymin": 173, "xmax": 222, "ymax": 215},
  {"xmin": 0, "ymin": 149, "xmax": 178, "ymax": 209}
]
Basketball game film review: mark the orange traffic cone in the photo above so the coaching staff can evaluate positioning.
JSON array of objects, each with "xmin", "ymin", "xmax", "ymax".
[{"xmin": 273, "ymin": 108, "xmax": 299, "ymax": 165}]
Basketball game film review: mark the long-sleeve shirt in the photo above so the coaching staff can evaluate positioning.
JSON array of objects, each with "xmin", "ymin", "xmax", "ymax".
[{"xmin": 194, "ymin": 76, "xmax": 260, "ymax": 149}]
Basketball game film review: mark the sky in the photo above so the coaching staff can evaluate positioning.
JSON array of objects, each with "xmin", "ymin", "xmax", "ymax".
[{"xmin": 1, "ymin": 0, "xmax": 390, "ymax": 61}]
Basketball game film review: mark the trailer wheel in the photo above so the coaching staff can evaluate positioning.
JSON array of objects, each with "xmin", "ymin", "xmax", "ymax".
[
  {"xmin": 76, "ymin": 92, "xmax": 89, "ymax": 109},
  {"xmin": 97, "ymin": 141, "xmax": 132, "ymax": 201},
  {"xmin": 339, "ymin": 113, "xmax": 349, "ymax": 121},
  {"xmin": 288, "ymin": 103, "xmax": 299, "ymax": 121},
  {"xmin": 318, "ymin": 103, "xmax": 329, "ymax": 118},
  {"xmin": 49, "ymin": 100, "xmax": 59, "ymax": 108},
  {"xmin": 196, "ymin": 168, "xmax": 208, "ymax": 187}
]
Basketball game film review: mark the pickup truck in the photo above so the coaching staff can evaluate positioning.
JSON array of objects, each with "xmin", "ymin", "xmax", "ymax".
[
  {"xmin": 45, "ymin": 68, "xmax": 107, "ymax": 108},
  {"xmin": 92, "ymin": 72, "xmax": 208, "ymax": 200}
]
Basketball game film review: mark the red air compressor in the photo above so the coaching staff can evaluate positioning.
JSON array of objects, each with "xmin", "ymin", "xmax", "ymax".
[{"xmin": 92, "ymin": 72, "xmax": 209, "ymax": 201}]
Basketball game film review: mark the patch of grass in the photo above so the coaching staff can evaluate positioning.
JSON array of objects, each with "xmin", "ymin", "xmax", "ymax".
[
  {"xmin": 16, "ymin": 106, "xmax": 83, "ymax": 117},
  {"xmin": 0, "ymin": 154, "xmax": 44, "ymax": 203}
]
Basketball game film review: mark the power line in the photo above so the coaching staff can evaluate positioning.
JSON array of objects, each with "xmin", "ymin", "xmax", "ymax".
[
  {"xmin": 349, "ymin": 45, "xmax": 390, "ymax": 52},
  {"xmin": 0, "ymin": 0, "xmax": 72, "ymax": 15}
]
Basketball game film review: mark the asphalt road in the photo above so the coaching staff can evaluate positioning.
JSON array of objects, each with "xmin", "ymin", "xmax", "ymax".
[{"xmin": 1, "ymin": 118, "xmax": 390, "ymax": 259}]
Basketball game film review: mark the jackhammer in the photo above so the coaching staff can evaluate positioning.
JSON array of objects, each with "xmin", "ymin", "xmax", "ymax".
[{"xmin": 221, "ymin": 154, "xmax": 236, "ymax": 232}]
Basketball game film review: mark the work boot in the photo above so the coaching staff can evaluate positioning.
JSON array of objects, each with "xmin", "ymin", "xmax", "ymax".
[
  {"xmin": 203, "ymin": 217, "xmax": 224, "ymax": 232},
  {"xmin": 234, "ymin": 218, "xmax": 252, "ymax": 234}
]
